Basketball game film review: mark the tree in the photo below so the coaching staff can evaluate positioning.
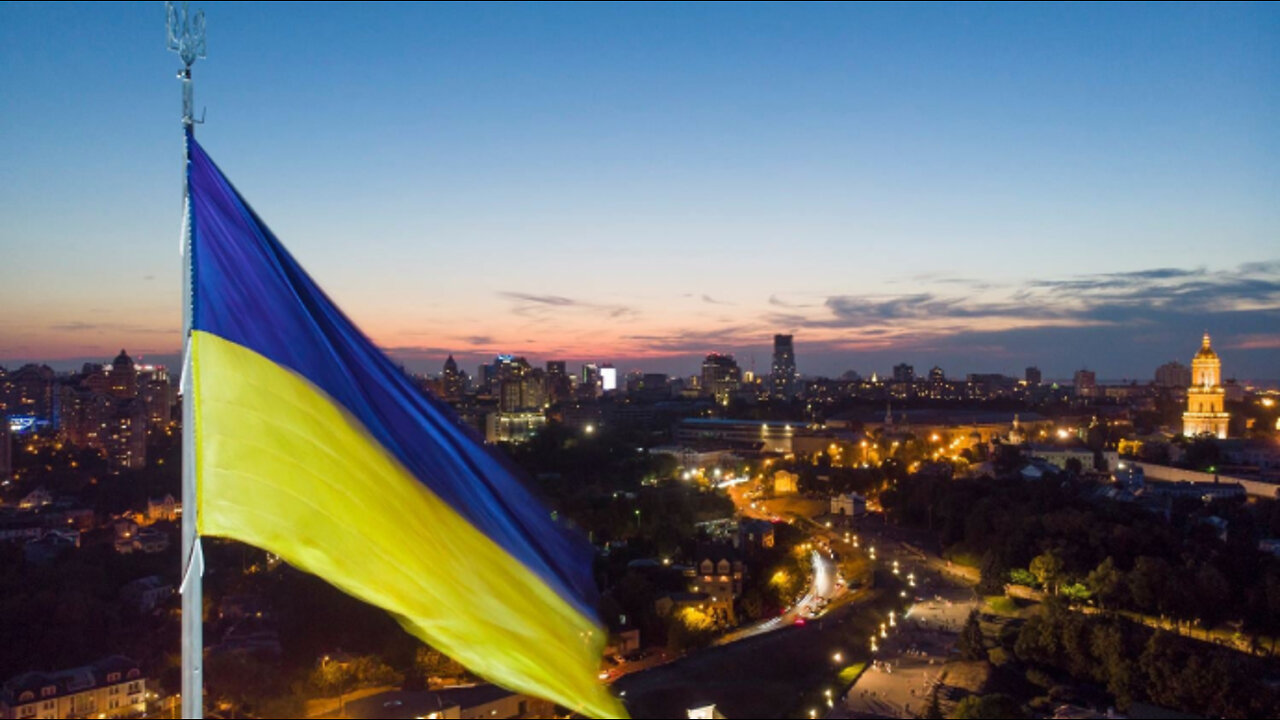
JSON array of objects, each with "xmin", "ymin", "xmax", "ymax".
[
  {"xmin": 977, "ymin": 550, "xmax": 1009, "ymax": 595},
  {"xmin": 1086, "ymin": 557, "xmax": 1124, "ymax": 610},
  {"xmin": 1060, "ymin": 583, "xmax": 1092, "ymax": 603},
  {"xmin": 667, "ymin": 607, "xmax": 716, "ymax": 652},
  {"xmin": 958, "ymin": 609, "xmax": 986, "ymax": 661},
  {"xmin": 953, "ymin": 694, "xmax": 1021, "ymax": 719},
  {"xmin": 1127, "ymin": 556, "xmax": 1172, "ymax": 615},
  {"xmin": 412, "ymin": 646, "xmax": 467, "ymax": 688},
  {"xmin": 1030, "ymin": 550, "xmax": 1064, "ymax": 595},
  {"xmin": 924, "ymin": 688, "xmax": 944, "ymax": 719},
  {"xmin": 1009, "ymin": 568, "xmax": 1037, "ymax": 588}
]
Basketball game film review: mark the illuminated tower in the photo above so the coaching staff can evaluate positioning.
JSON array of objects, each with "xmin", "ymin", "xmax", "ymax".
[{"xmin": 1182, "ymin": 332, "xmax": 1230, "ymax": 439}]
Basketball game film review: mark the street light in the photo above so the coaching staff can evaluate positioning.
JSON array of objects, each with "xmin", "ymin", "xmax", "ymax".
[{"xmin": 832, "ymin": 651, "xmax": 843, "ymax": 663}]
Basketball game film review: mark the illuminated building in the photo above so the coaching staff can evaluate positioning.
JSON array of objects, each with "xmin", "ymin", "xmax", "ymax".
[
  {"xmin": 676, "ymin": 418, "xmax": 795, "ymax": 454},
  {"xmin": 0, "ymin": 419, "xmax": 10, "ymax": 482},
  {"xmin": 0, "ymin": 364, "xmax": 56, "ymax": 421},
  {"xmin": 137, "ymin": 365, "xmax": 172, "ymax": 429},
  {"xmin": 441, "ymin": 355, "xmax": 463, "ymax": 400},
  {"xmin": 104, "ymin": 399, "xmax": 147, "ymax": 471},
  {"xmin": 579, "ymin": 363, "xmax": 601, "ymax": 399},
  {"xmin": 484, "ymin": 411, "xmax": 546, "ymax": 444},
  {"xmin": 1182, "ymin": 332, "xmax": 1230, "ymax": 439},
  {"xmin": 1025, "ymin": 366, "xmax": 1042, "ymax": 386},
  {"xmin": 701, "ymin": 354, "xmax": 741, "ymax": 406},
  {"xmin": 56, "ymin": 354, "xmax": 150, "ymax": 471},
  {"xmin": 600, "ymin": 364, "xmax": 618, "ymax": 393},
  {"xmin": 545, "ymin": 361, "xmax": 570, "ymax": 404},
  {"xmin": 106, "ymin": 349, "xmax": 138, "ymax": 399},
  {"xmin": 0, "ymin": 656, "xmax": 148, "ymax": 719},
  {"xmin": 892, "ymin": 363, "xmax": 915, "ymax": 383},
  {"xmin": 1073, "ymin": 368, "xmax": 1097, "ymax": 399},
  {"xmin": 770, "ymin": 334, "xmax": 798, "ymax": 399}
]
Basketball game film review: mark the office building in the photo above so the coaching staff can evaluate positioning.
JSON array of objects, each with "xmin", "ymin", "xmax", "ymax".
[{"xmin": 769, "ymin": 334, "xmax": 798, "ymax": 399}]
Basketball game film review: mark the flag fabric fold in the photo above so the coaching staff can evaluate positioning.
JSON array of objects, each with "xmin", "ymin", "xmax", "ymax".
[{"xmin": 185, "ymin": 131, "xmax": 625, "ymax": 719}]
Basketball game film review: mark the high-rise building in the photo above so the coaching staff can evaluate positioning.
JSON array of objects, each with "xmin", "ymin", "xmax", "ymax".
[
  {"xmin": 441, "ymin": 355, "xmax": 464, "ymax": 400},
  {"xmin": 138, "ymin": 365, "xmax": 172, "ymax": 429},
  {"xmin": 892, "ymin": 364, "xmax": 915, "ymax": 384},
  {"xmin": 494, "ymin": 356, "xmax": 543, "ymax": 412},
  {"xmin": 929, "ymin": 366, "xmax": 946, "ymax": 383},
  {"xmin": 0, "ymin": 416, "xmax": 11, "ymax": 482},
  {"xmin": 579, "ymin": 363, "xmax": 601, "ymax": 400},
  {"xmin": 1073, "ymin": 369, "xmax": 1097, "ymax": 398},
  {"xmin": 1154, "ymin": 361, "xmax": 1191, "ymax": 389},
  {"xmin": 546, "ymin": 361, "xmax": 570, "ymax": 405},
  {"xmin": 769, "ymin": 334, "xmax": 798, "ymax": 399},
  {"xmin": 107, "ymin": 349, "xmax": 138, "ymax": 399},
  {"xmin": 701, "ymin": 353, "xmax": 742, "ymax": 406},
  {"xmin": 600, "ymin": 364, "xmax": 618, "ymax": 393},
  {"xmin": 1025, "ymin": 366, "xmax": 1042, "ymax": 386},
  {"xmin": 1, "ymin": 364, "xmax": 56, "ymax": 420},
  {"xmin": 1182, "ymin": 333, "xmax": 1230, "ymax": 438},
  {"xmin": 104, "ymin": 399, "xmax": 148, "ymax": 471}
]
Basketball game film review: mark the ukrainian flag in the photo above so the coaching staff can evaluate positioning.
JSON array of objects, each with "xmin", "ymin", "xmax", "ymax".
[{"xmin": 185, "ymin": 132, "xmax": 625, "ymax": 719}]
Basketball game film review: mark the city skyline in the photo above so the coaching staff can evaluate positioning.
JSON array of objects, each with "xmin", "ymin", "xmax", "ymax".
[{"xmin": 2, "ymin": 2, "xmax": 1278, "ymax": 379}]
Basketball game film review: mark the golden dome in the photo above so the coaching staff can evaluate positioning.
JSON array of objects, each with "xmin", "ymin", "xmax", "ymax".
[{"xmin": 1194, "ymin": 332, "xmax": 1218, "ymax": 360}]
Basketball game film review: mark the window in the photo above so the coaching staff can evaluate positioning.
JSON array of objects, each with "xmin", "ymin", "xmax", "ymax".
[
  {"xmin": 107, "ymin": 672, "xmax": 121, "ymax": 683},
  {"xmin": 40, "ymin": 686, "xmax": 56, "ymax": 698},
  {"xmin": 18, "ymin": 692, "xmax": 33, "ymax": 703}
]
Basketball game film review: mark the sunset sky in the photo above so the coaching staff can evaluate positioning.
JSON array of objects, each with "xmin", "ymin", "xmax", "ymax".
[{"xmin": 2, "ymin": 2, "xmax": 1277, "ymax": 380}]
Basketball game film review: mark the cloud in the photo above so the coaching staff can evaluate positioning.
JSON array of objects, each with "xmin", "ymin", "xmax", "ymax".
[
  {"xmin": 621, "ymin": 325, "xmax": 767, "ymax": 355},
  {"xmin": 701, "ymin": 294, "xmax": 733, "ymax": 306},
  {"xmin": 456, "ymin": 335, "xmax": 494, "ymax": 346},
  {"xmin": 49, "ymin": 322, "xmax": 173, "ymax": 335},
  {"xmin": 768, "ymin": 294, "xmax": 818, "ymax": 309},
  {"xmin": 498, "ymin": 291, "xmax": 635, "ymax": 319},
  {"xmin": 742, "ymin": 259, "xmax": 1280, "ymax": 377}
]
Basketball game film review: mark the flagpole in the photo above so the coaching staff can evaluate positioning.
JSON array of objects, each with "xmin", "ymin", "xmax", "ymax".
[{"xmin": 168, "ymin": 3, "xmax": 206, "ymax": 719}]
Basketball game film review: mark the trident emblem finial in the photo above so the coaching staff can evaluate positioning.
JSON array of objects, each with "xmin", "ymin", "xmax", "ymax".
[
  {"xmin": 166, "ymin": 2, "xmax": 206, "ymax": 68},
  {"xmin": 166, "ymin": 2, "xmax": 206, "ymax": 127}
]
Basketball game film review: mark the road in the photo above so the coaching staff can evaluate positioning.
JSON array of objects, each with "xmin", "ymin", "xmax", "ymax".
[{"xmin": 716, "ymin": 549, "xmax": 842, "ymax": 646}]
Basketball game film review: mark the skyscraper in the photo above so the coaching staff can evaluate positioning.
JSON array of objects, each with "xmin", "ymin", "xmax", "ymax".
[
  {"xmin": 546, "ymin": 361, "xmax": 570, "ymax": 405},
  {"xmin": 892, "ymin": 363, "xmax": 915, "ymax": 383},
  {"xmin": 770, "ymin": 334, "xmax": 797, "ymax": 399},
  {"xmin": 107, "ymin": 349, "xmax": 139, "ymax": 399},
  {"xmin": 1025, "ymin": 366, "xmax": 1042, "ymax": 386},
  {"xmin": 702, "ymin": 353, "xmax": 742, "ymax": 406},
  {"xmin": 442, "ymin": 355, "xmax": 464, "ymax": 400}
]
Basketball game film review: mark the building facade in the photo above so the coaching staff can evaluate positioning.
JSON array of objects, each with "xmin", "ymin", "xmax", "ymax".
[
  {"xmin": 0, "ymin": 419, "xmax": 11, "ymax": 483},
  {"xmin": 701, "ymin": 354, "xmax": 742, "ymax": 406},
  {"xmin": 0, "ymin": 656, "xmax": 147, "ymax": 720},
  {"xmin": 769, "ymin": 334, "xmax": 798, "ymax": 399},
  {"xmin": 1155, "ymin": 361, "xmax": 1192, "ymax": 389},
  {"xmin": 1182, "ymin": 333, "xmax": 1230, "ymax": 439}
]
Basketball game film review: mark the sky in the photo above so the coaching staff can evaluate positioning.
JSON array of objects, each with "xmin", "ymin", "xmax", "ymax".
[{"xmin": 2, "ymin": 1, "xmax": 1278, "ymax": 382}]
